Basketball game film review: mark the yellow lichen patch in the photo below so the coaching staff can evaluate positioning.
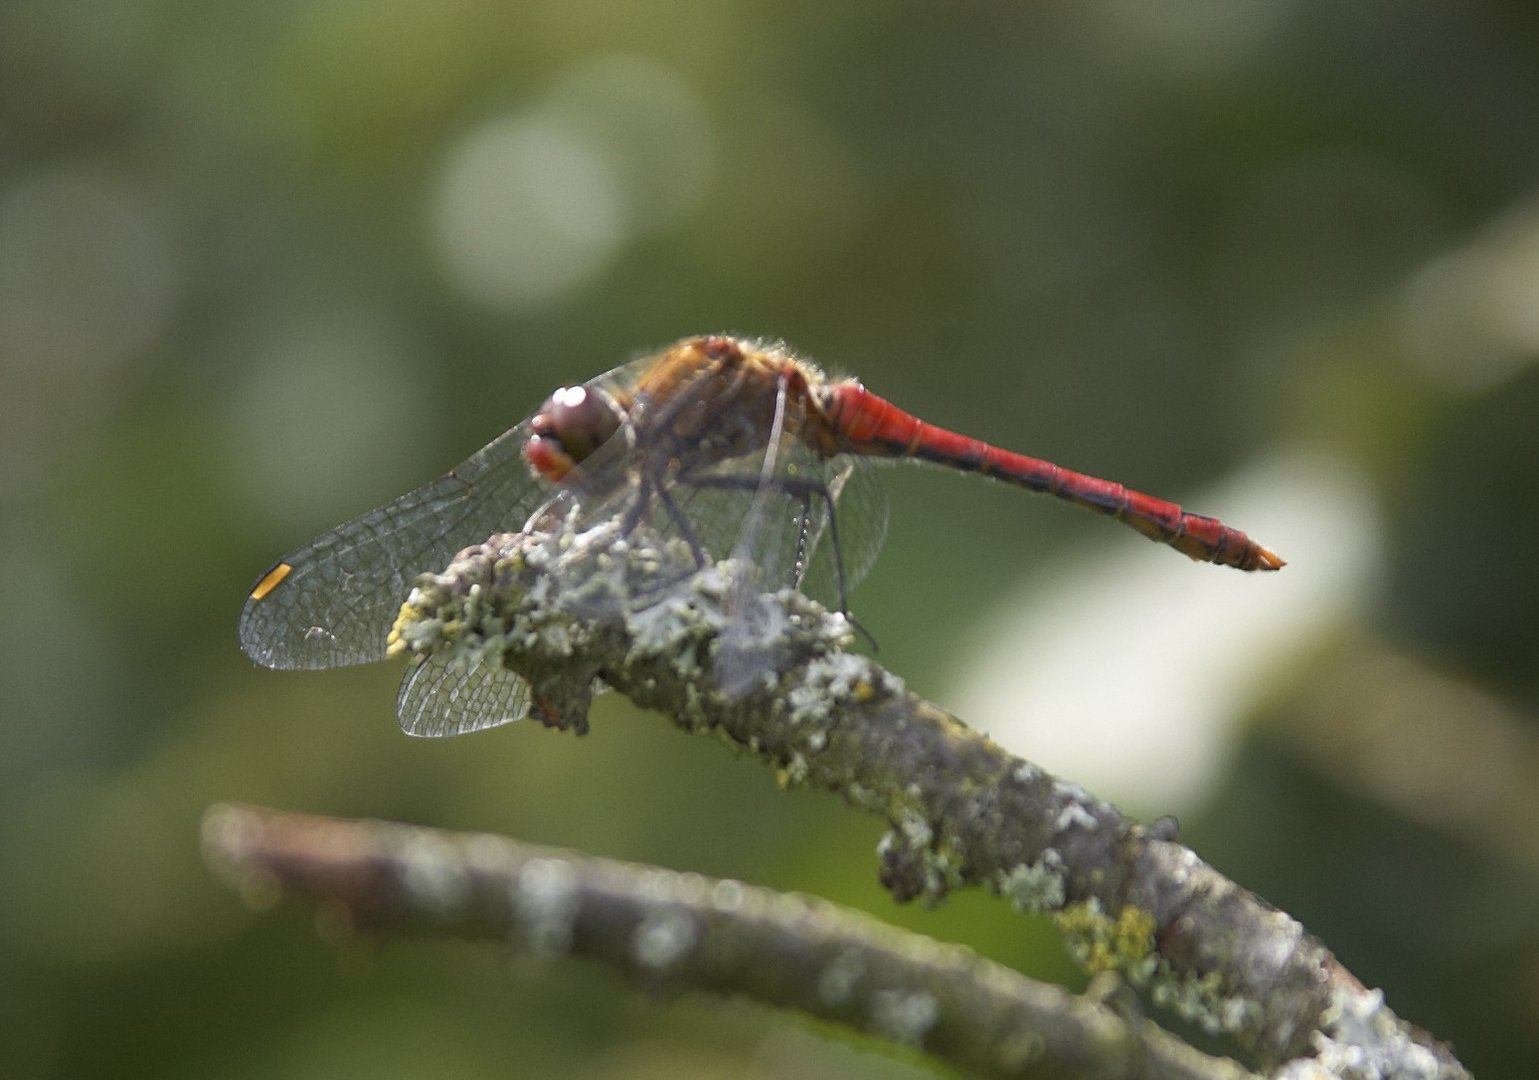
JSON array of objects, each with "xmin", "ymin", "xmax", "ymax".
[
  {"xmin": 386, "ymin": 600, "xmax": 423, "ymax": 657},
  {"xmin": 1055, "ymin": 901, "xmax": 1157, "ymax": 977}
]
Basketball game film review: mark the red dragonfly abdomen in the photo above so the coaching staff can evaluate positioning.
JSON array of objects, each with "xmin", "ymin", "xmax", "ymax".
[{"xmin": 821, "ymin": 382, "xmax": 1283, "ymax": 571}]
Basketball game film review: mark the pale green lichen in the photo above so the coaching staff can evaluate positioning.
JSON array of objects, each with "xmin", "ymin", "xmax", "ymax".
[
  {"xmin": 896, "ymin": 809, "xmax": 934, "ymax": 851},
  {"xmin": 709, "ymin": 878, "xmax": 745, "ymax": 913},
  {"xmin": 631, "ymin": 905, "xmax": 699, "ymax": 973},
  {"xmin": 1053, "ymin": 800, "xmax": 1101, "ymax": 834},
  {"xmin": 777, "ymin": 752, "xmax": 811, "ymax": 788},
  {"xmin": 1146, "ymin": 965, "xmax": 1262, "ymax": 1037},
  {"xmin": 781, "ymin": 649, "xmax": 894, "ymax": 737},
  {"xmin": 1012, "ymin": 761, "xmax": 1042, "ymax": 785},
  {"xmin": 925, "ymin": 849, "xmax": 963, "ymax": 898},
  {"xmin": 874, "ymin": 827, "xmax": 962, "ymax": 903},
  {"xmin": 512, "ymin": 856, "xmax": 581, "ymax": 958},
  {"xmin": 869, "ymin": 988, "xmax": 940, "ymax": 1046},
  {"xmin": 992, "ymin": 1030, "xmax": 1048, "ymax": 1072},
  {"xmin": 817, "ymin": 947, "xmax": 867, "ymax": 1007},
  {"xmin": 1047, "ymin": 900, "xmax": 1266, "ymax": 1040},
  {"xmin": 995, "ymin": 850, "xmax": 1068, "ymax": 913},
  {"xmin": 388, "ymin": 535, "xmax": 540, "ymax": 665},
  {"xmin": 1295, "ymin": 985, "xmax": 1445, "ymax": 1080},
  {"xmin": 390, "ymin": 828, "xmax": 474, "ymax": 917}
]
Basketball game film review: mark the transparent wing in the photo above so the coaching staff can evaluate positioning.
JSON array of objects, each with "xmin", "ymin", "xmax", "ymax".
[
  {"xmin": 238, "ymin": 418, "xmax": 550, "ymax": 670},
  {"xmin": 658, "ymin": 447, "xmax": 889, "ymax": 612},
  {"xmin": 686, "ymin": 384, "xmax": 893, "ymax": 697},
  {"xmin": 796, "ymin": 453, "xmax": 889, "ymax": 609},
  {"xmin": 396, "ymin": 651, "xmax": 532, "ymax": 738},
  {"xmin": 706, "ymin": 440, "xmax": 892, "ymax": 697}
]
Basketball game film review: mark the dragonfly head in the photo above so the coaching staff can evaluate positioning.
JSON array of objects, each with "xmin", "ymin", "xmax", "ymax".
[{"xmin": 525, "ymin": 384, "xmax": 623, "ymax": 482}]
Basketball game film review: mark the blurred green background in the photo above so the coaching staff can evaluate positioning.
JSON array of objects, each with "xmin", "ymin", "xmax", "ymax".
[{"xmin": 4, "ymin": 2, "xmax": 1537, "ymax": 1077}]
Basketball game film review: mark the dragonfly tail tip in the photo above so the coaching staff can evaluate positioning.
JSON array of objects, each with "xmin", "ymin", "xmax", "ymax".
[{"xmin": 1250, "ymin": 546, "xmax": 1286, "ymax": 571}]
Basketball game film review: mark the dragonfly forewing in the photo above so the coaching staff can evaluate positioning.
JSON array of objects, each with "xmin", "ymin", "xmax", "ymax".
[{"xmin": 238, "ymin": 418, "xmax": 551, "ymax": 670}]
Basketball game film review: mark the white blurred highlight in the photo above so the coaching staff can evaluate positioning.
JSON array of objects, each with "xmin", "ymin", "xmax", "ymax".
[
  {"xmin": 946, "ymin": 449, "xmax": 1380, "ymax": 816},
  {"xmin": 434, "ymin": 116, "xmax": 627, "ymax": 309},
  {"xmin": 0, "ymin": 167, "xmax": 179, "ymax": 376},
  {"xmin": 229, "ymin": 314, "xmax": 427, "ymax": 531},
  {"xmin": 1398, "ymin": 195, "xmax": 1539, "ymax": 391},
  {"xmin": 431, "ymin": 56, "xmax": 713, "ymax": 310},
  {"xmin": 0, "ymin": 166, "xmax": 182, "ymax": 496},
  {"xmin": 1081, "ymin": 0, "xmax": 1296, "ymax": 77}
]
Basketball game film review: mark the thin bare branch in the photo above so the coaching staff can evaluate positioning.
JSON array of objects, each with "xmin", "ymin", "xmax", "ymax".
[{"xmin": 203, "ymin": 803, "xmax": 1260, "ymax": 1080}]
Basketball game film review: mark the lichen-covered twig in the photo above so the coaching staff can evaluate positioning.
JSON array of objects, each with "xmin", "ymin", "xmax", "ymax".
[
  {"xmin": 203, "ymin": 803, "xmax": 1259, "ymax": 1080},
  {"xmin": 369, "ymin": 526, "xmax": 1466, "ymax": 1079}
]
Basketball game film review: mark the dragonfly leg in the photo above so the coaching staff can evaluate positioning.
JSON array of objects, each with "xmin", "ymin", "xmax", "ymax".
[
  {"xmin": 653, "ymin": 478, "xmax": 710, "ymax": 571},
  {"xmin": 618, "ymin": 467, "xmax": 712, "ymax": 571},
  {"xmin": 789, "ymin": 476, "xmax": 849, "ymax": 615},
  {"xmin": 777, "ymin": 475, "xmax": 877, "ymax": 649},
  {"xmin": 680, "ymin": 472, "xmax": 854, "ymax": 618},
  {"xmin": 618, "ymin": 473, "xmax": 653, "ymax": 537},
  {"xmin": 791, "ymin": 489, "xmax": 815, "ymax": 590}
]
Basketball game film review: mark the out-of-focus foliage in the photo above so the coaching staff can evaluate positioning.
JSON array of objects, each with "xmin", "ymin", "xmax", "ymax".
[{"xmin": 2, "ymin": 2, "xmax": 1536, "ymax": 1077}]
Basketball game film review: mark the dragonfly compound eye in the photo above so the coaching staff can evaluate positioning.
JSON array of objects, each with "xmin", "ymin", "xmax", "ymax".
[{"xmin": 524, "ymin": 385, "xmax": 622, "ymax": 481}]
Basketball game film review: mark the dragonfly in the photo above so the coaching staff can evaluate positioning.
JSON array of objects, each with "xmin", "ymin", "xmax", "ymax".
[{"xmin": 240, "ymin": 334, "xmax": 1282, "ymax": 736}]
